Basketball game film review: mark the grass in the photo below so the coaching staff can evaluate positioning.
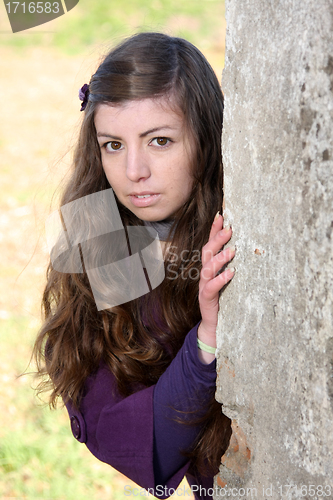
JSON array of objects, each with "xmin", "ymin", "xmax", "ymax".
[
  {"xmin": 0, "ymin": 315, "xmax": 145, "ymax": 499},
  {"xmin": 0, "ymin": 405, "xmax": 121, "ymax": 500},
  {"xmin": 1, "ymin": 0, "xmax": 225, "ymax": 57}
]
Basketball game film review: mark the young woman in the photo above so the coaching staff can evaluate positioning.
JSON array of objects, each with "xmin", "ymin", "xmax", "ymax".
[{"xmin": 33, "ymin": 32, "xmax": 235, "ymax": 499}]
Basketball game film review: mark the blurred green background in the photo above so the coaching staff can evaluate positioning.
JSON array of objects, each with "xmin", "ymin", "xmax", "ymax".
[{"xmin": 0, "ymin": 1, "xmax": 226, "ymax": 498}]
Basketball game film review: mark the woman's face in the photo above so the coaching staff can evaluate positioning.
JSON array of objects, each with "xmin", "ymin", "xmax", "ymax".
[{"xmin": 94, "ymin": 97, "xmax": 195, "ymax": 222}]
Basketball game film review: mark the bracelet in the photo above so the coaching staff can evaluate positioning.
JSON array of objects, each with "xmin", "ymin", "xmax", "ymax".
[{"xmin": 197, "ymin": 338, "xmax": 216, "ymax": 355}]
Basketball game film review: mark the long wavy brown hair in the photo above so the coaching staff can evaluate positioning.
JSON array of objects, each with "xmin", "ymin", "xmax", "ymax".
[{"xmin": 33, "ymin": 32, "xmax": 231, "ymax": 476}]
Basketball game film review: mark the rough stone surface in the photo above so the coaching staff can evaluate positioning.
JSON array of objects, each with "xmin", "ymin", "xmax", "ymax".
[{"xmin": 215, "ymin": 0, "xmax": 333, "ymax": 497}]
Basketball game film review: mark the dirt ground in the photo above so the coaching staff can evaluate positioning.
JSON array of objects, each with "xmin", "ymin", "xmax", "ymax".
[{"xmin": 0, "ymin": 46, "xmax": 94, "ymax": 314}]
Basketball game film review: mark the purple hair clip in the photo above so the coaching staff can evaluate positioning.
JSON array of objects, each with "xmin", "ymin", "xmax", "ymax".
[{"xmin": 79, "ymin": 83, "xmax": 90, "ymax": 111}]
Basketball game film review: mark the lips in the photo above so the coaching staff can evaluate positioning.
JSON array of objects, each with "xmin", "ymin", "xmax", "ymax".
[
  {"xmin": 129, "ymin": 192, "xmax": 159, "ymax": 197},
  {"xmin": 129, "ymin": 192, "xmax": 161, "ymax": 207}
]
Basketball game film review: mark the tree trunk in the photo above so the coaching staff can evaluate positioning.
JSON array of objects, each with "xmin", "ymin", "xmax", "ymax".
[{"xmin": 215, "ymin": 0, "xmax": 333, "ymax": 496}]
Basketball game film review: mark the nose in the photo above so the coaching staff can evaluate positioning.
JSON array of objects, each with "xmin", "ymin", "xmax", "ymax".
[{"xmin": 125, "ymin": 146, "xmax": 151, "ymax": 182}]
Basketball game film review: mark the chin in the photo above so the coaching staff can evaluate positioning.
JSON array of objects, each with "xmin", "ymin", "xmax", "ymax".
[
  {"xmin": 140, "ymin": 214, "xmax": 168, "ymax": 222},
  {"xmin": 129, "ymin": 208, "xmax": 171, "ymax": 223}
]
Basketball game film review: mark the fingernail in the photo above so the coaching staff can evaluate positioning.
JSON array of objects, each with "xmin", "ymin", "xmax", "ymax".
[
  {"xmin": 224, "ymin": 224, "xmax": 231, "ymax": 231},
  {"xmin": 214, "ymin": 211, "xmax": 220, "ymax": 221},
  {"xmin": 229, "ymin": 267, "xmax": 236, "ymax": 273},
  {"xmin": 229, "ymin": 245, "xmax": 236, "ymax": 252}
]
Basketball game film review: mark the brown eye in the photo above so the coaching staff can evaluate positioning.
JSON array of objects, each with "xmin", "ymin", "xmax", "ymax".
[
  {"xmin": 106, "ymin": 141, "xmax": 122, "ymax": 151},
  {"xmin": 151, "ymin": 137, "xmax": 171, "ymax": 147},
  {"xmin": 156, "ymin": 137, "xmax": 168, "ymax": 146}
]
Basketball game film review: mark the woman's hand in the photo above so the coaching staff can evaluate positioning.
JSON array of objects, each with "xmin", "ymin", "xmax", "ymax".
[{"xmin": 197, "ymin": 212, "xmax": 235, "ymax": 363}]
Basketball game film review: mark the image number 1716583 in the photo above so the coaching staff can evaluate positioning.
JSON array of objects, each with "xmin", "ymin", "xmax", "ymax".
[{"xmin": 4, "ymin": 0, "xmax": 79, "ymax": 33}]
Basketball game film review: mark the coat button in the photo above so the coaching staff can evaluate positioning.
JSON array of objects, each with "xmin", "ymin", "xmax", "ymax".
[{"xmin": 70, "ymin": 415, "xmax": 81, "ymax": 440}]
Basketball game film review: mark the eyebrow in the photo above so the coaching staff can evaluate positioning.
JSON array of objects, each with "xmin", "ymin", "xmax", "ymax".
[{"xmin": 96, "ymin": 125, "xmax": 176, "ymax": 141}]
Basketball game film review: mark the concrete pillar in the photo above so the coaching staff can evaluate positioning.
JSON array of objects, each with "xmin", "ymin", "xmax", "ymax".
[{"xmin": 215, "ymin": 0, "xmax": 333, "ymax": 496}]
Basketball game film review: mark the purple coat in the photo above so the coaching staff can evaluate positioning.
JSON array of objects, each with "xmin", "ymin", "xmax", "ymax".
[{"xmin": 65, "ymin": 323, "xmax": 218, "ymax": 499}]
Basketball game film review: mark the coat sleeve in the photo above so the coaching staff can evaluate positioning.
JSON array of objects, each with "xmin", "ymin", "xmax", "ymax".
[
  {"xmin": 65, "ymin": 322, "xmax": 216, "ymax": 498},
  {"xmin": 153, "ymin": 322, "xmax": 217, "ymax": 485}
]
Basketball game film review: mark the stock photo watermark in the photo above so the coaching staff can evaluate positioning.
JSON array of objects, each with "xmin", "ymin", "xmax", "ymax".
[
  {"xmin": 124, "ymin": 484, "xmax": 258, "ymax": 498},
  {"xmin": 3, "ymin": 0, "xmax": 79, "ymax": 33},
  {"xmin": 123, "ymin": 483, "xmax": 333, "ymax": 498},
  {"xmin": 45, "ymin": 188, "xmax": 237, "ymax": 311},
  {"xmin": 45, "ymin": 188, "xmax": 240, "ymax": 310},
  {"xmin": 45, "ymin": 188, "xmax": 165, "ymax": 311}
]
